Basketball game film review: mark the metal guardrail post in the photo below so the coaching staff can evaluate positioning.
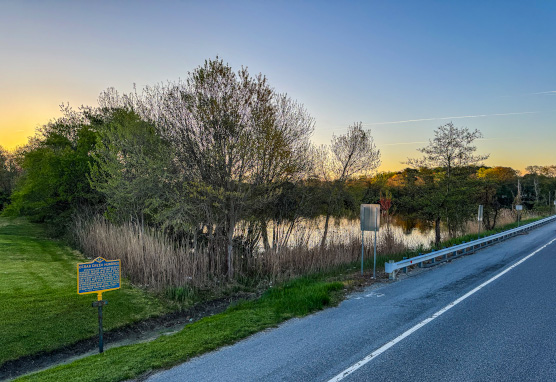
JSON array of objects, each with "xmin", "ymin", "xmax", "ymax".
[{"xmin": 388, "ymin": 260, "xmax": 396, "ymax": 280}]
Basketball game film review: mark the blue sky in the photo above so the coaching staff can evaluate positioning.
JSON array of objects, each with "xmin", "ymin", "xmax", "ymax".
[{"xmin": 1, "ymin": 0, "xmax": 555, "ymax": 171}]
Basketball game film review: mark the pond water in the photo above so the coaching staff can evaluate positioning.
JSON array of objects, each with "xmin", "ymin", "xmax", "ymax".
[{"xmin": 262, "ymin": 209, "xmax": 529, "ymax": 251}]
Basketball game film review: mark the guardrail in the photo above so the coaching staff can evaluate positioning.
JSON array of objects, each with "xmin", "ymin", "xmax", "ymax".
[{"xmin": 385, "ymin": 215, "xmax": 556, "ymax": 280}]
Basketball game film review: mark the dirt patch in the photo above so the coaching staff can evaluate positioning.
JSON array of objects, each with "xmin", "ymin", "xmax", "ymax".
[{"xmin": 0, "ymin": 293, "xmax": 257, "ymax": 381}]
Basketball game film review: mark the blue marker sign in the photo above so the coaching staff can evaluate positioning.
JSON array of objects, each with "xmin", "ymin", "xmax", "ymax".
[{"xmin": 77, "ymin": 257, "xmax": 121, "ymax": 295}]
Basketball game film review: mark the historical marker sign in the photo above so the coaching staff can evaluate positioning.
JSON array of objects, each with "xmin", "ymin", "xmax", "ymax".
[{"xmin": 77, "ymin": 257, "xmax": 121, "ymax": 295}]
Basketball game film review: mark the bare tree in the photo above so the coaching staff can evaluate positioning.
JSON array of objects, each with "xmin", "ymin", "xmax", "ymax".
[
  {"xmin": 317, "ymin": 122, "xmax": 381, "ymax": 247},
  {"xmin": 407, "ymin": 122, "xmax": 489, "ymax": 176},
  {"xmin": 97, "ymin": 57, "xmax": 315, "ymax": 278},
  {"xmin": 251, "ymin": 94, "xmax": 315, "ymax": 251},
  {"xmin": 407, "ymin": 122, "xmax": 489, "ymax": 244}
]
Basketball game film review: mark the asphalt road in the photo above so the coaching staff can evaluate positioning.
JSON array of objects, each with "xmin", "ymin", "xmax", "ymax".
[{"xmin": 145, "ymin": 220, "xmax": 556, "ymax": 382}]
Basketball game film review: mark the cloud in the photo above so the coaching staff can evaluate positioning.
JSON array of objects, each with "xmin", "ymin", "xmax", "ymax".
[{"xmin": 363, "ymin": 111, "xmax": 538, "ymax": 126}]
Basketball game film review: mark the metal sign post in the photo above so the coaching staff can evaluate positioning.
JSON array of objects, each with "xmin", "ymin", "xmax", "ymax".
[
  {"xmin": 361, "ymin": 230, "xmax": 364, "ymax": 275},
  {"xmin": 92, "ymin": 293, "xmax": 107, "ymax": 353},
  {"xmin": 477, "ymin": 205, "xmax": 483, "ymax": 239},
  {"xmin": 360, "ymin": 204, "xmax": 380, "ymax": 277},
  {"xmin": 373, "ymin": 211, "xmax": 378, "ymax": 279},
  {"xmin": 78, "ymin": 257, "xmax": 121, "ymax": 353}
]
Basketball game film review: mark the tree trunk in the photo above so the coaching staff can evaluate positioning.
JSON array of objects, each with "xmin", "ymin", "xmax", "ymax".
[
  {"xmin": 435, "ymin": 216, "xmax": 441, "ymax": 247},
  {"xmin": 320, "ymin": 212, "xmax": 331, "ymax": 248},
  {"xmin": 227, "ymin": 214, "xmax": 236, "ymax": 279},
  {"xmin": 321, "ymin": 183, "xmax": 339, "ymax": 248},
  {"xmin": 282, "ymin": 220, "xmax": 296, "ymax": 249},
  {"xmin": 491, "ymin": 209, "xmax": 499, "ymax": 229},
  {"xmin": 261, "ymin": 219, "xmax": 270, "ymax": 251}
]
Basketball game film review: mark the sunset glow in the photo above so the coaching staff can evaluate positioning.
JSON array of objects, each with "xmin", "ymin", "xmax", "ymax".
[{"xmin": 1, "ymin": 1, "xmax": 555, "ymax": 172}]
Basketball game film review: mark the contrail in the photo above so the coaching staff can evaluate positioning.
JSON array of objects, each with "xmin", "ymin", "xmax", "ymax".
[
  {"xmin": 529, "ymin": 90, "xmax": 556, "ymax": 95},
  {"xmin": 382, "ymin": 141, "xmax": 427, "ymax": 146},
  {"xmin": 383, "ymin": 137, "xmax": 510, "ymax": 147},
  {"xmin": 363, "ymin": 111, "xmax": 538, "ymax": 126}
]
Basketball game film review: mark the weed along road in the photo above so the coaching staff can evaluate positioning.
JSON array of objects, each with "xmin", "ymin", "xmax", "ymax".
[{"xmin": 145, "ymin": 220, "xmax": 556, "ymax": 382}]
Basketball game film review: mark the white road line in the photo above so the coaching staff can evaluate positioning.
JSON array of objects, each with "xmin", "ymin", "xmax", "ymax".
[{"xmin": 327, "ymin": 237, "xmax": 556, "ymax": 382}]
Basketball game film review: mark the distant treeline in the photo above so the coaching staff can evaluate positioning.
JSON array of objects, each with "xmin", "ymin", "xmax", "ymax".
[{"xmin": 1, "ymin": 58, "xmax": 555, "ymax": 278}]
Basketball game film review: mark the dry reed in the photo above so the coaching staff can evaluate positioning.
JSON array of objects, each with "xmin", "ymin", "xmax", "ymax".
[
  {"xmin": 72, "ymin": 215, "xmax": 411, "ymax": 293},
  {"xmin": 76, "ymin": 209, "xmax": 529, "ymax": 294}
]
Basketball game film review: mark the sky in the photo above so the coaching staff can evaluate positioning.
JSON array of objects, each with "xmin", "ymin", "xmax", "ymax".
[{"xmin": 1, "ymin": 0, "xmax": 555, "ymax": 172}]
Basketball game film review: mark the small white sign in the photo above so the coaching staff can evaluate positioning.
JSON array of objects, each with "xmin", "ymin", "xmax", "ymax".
[
  {"xmin": 516, "ymin": 205, "xmax": 523, "ymax": 211},
  {"xmin": 360, "ymin": 204, "xmax": 380, "ymax": 231},
  {"xmin": 478, "ymin": 205, "xmax": 483, "ymax": 221}
]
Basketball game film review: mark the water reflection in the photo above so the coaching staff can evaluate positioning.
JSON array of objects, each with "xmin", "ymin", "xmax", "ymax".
[{"xmin": 258, "ymin": 209, "xmax": 530, "ymax": 252}]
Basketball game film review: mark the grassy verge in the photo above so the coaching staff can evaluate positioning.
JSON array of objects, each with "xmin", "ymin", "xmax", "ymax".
[
  {"xmin": 17, "ymin": 277, "xmax": 344, "ymax": 382},
  {"xmin": 0, "ymin": 217, "xmax": 172, "ymax": 366}
]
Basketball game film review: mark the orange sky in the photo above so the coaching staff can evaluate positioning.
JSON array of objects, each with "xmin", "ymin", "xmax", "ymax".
[{"xmin": 0, "ymin": 102, "xmax": 541, "ymax": 174}]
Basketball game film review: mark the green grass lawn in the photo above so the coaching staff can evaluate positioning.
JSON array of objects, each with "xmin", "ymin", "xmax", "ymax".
[
  {"xmin": 17, "ymin": 277, "xmax": 344, "ymax": 382},
  {"xmin": 0, "ymin": 217, "xmax": 172, "ymax": 366}
]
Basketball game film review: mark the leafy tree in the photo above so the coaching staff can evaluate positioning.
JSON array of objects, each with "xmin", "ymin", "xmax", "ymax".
[
  {"xmin": 89, "ymin": 108, "xmax": 175, "ymax": 227},
  {"xmin": 476, "ymin": 167, "xmax": 518, "ymax": 229},
  {"xmin": 391, "ymin": 167, "xmax": 446, "ymax": 244},
  {"xmin": 0, "ymin": 146, "xmax": 19, "ymax": 210},
  {"xmin": 5, "ymin": 109, "xmax": 103, "ymax": 234}
]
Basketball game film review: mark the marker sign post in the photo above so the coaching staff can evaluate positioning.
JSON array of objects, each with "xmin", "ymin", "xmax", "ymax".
[
  {"xmin": 360, "ymin": 204, "xmax": 380, "ymax": 278},
  {"xmin": 77, "ymin": 257, "xmax": 121, "ymax": 353}
]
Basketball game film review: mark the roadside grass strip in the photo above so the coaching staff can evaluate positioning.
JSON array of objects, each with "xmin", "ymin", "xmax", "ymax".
[
  {"xmin": 16, "ymin": 277, "xmax": 344, "ymax": 382},
  {"xmin": 0, "ymin": 218, "xmax": 171, "ymax": 366}
]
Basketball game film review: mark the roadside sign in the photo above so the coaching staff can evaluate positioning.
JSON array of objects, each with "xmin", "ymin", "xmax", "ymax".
[
  {"xmin": 516, "ymin": 205, "xmax": 523, "ymax": 211},
  {"xmin": 360, "ymin": 204, "xmax": 381, "ymax": 279},
  {"xmin": 478, "ymin": 205, "xmax": 483, "ymax": 221},
  {"xmin": 360, "ymin": 204, "xmax": 380, "ymax": 231},
  {"xmin": 77, "ymin": 257, "xmax": 121, "ymax": 295},
  {"xmin": 77, "ymin": 257, "xmax": 121, "ymax": 354}
]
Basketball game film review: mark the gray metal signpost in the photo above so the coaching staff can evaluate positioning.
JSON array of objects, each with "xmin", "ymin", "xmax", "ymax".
[
  {"xmin": 477, "ymin": 205, "xmax": 483, "ymax": 239},
  {"xmin": 360, "ymin": 204, "xmax": 380, "ymax": 278}
]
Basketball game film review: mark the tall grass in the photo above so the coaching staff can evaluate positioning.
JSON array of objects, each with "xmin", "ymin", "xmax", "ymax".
[
  {"xmin": 73, "ymin": 216, "xmax": 221, "ymax": 293},
  {"xmin": 73, "ymin": 209, "xmax": 548, "ymax": 296},
  {"xmin": 72, "ymin": 215, "xmax": 409, "ymax": 294}
]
